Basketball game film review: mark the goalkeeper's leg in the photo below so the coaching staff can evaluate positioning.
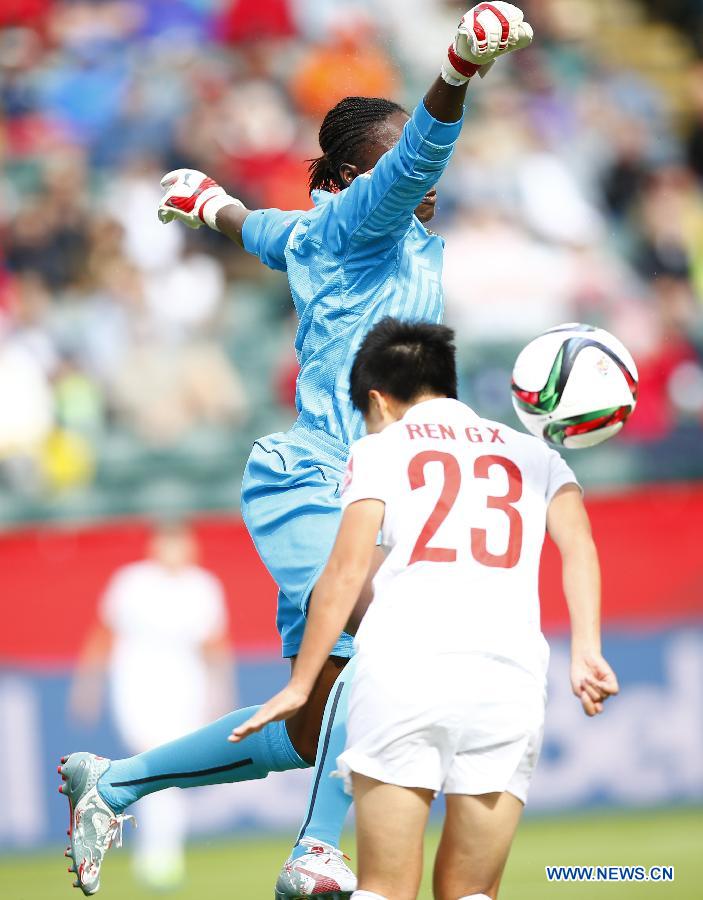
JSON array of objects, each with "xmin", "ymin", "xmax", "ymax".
[
  {"xmin": 59, "ymin": 660, "xmax": 348, "ymax": 895},
  {"xmin": 59, "ymin": 705, "xmax": 307, "ymax": 896},
  {"xmin": 96, "ymin": 706, "xmax": 307, "ymax": 813},
  {"xmin": 95, "ymin": 655, "xmax": 353, "ymax": 812}
]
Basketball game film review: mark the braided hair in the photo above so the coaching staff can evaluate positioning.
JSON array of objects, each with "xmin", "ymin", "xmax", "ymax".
[{"xmin": 308, "ymin": 96, "xmax": 406, "ymax": 195}]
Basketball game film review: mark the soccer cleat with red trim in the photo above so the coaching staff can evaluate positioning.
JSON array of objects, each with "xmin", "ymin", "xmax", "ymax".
[
  {"xmin": 274, "ymin": 838, "xmax": 356, "ymax": 899},
  {"xmin": 58, "ymin": 753, "xmax": 135, "ymax": 894}
]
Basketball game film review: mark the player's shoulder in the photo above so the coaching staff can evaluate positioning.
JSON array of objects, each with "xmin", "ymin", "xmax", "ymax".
[
  {"xmin": 102, "ymin": 560, "xmax": 153, "ymax": 611},
  {"xmin": 301, "ymin": 184, "xmax": 384, "ymax": 256},
  {"xmin": 349, "ymin": 431, "xmax": 390, "ymax": 458},
  {"xmin": 476, "ymin": 414, "xmax": 561, "ymax": 463},
  {"xmin": 299, "ymin": 190, "xmax": 340, "ymax": 230},
  {"xmin": 348, "ymin": 428, "xmax": 403, "ymax": 470},
  {"xmin": 112, "ymin": 560, "xmax": 152, "ymax": 583},
  {"xmin": 183, "ymin": 565, "xmax": 223, "ymax": 591},
  {"xmin": 478, "ymin": 415, "xmax": 541, "ymax": 446},
  {"xmin": 246, "ymin": 206, "xmax": 304, "ymax": 245},
  {"xmin": 284, "ymin": 191, "xmax": 342, "ymax": 255}
]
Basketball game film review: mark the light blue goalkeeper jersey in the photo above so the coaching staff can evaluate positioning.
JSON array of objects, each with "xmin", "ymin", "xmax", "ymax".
[
  {"xmin": 241, "ymin": 99, "xmax": 465, "ymax": 656},
  {"xmin": 242, "ymin": 99, "xmax": 463, "ymax": 453}
]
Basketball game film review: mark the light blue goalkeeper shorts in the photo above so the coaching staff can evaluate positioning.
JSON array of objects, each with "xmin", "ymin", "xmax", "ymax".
[{"xmin": 241, "ymin": 423, "xmax": 354, "ymax": 659}]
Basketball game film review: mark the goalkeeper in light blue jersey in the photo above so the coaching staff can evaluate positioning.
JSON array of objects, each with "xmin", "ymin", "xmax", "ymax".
[{"xmin": 58, "ymin": 5, "xmax": 533, "ymax": 897}]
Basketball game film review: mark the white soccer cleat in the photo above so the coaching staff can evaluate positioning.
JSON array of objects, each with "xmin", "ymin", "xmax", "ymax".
[
  {"xmin": 58, "ymin": 752, "xmax": 135, "ymax": 894},
  {"xmin": 274, "ymin": 837, "xmax": 357, "ymax": 899}
]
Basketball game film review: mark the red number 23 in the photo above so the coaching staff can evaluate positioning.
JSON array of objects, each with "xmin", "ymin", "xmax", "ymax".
[{"xmin": 408, "ymin": 451, "xmax": 523, "ymax": 569}]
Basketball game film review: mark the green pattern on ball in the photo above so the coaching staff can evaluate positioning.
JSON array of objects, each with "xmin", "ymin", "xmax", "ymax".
[
  {"xmin": 514, "ymin": 347, "xmax": 565, "ymax": 414},
  {"xmin": 543, "ymin": 406, "xmax": 621, "ymax": 445},
  {"xmin": 538, "ymin": 346, "xmax": 565, "ymax": 412}
]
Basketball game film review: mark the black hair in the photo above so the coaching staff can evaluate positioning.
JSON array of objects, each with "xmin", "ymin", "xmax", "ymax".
[
  {"xmin": 350, "ymin": 318, "xmax": 458, "ymax": 414},
  {"xmin": 308, "ymin": 96, "xmax": 406, "ymax": 194}
]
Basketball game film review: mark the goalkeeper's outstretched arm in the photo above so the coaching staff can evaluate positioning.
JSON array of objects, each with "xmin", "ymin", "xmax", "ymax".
[
  {"xmin": 214, "ymin": 204, "xmax": 250, "ymax": 247},
  {"xmin": 157, "ymin": 4, "xmax": 533, "ymax": 254}
]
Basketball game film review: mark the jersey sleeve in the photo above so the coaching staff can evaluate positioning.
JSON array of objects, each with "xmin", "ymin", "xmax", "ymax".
[
  {"xmin": 340, "ymin": 435, "xmax": 390, "ymax": 510},
  {"xmin": 545, "ymin": 448, "xmax": 581, "ymax": 504},
  {"xmin": 241, "ymin": 207, "xmax": 304, "ymax": 271},
  {"xmin": 334, "ymin": 100, "xmax": 464, "ymax": 249}
]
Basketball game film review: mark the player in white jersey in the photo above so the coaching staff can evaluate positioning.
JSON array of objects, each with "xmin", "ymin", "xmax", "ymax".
[
  {"xmin": 232, "ymin": 318, "xmax": 619, "ymax": 900},
  {"xmin": 69, "ymin": 520, "xmax": 231, "ymax": 890}
]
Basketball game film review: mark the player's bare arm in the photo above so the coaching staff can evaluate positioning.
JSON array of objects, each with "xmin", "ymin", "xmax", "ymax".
[
  {"xmin": 214, "ymin": 203, "xmax": 250, "ymax": 246},
  {"xmin": 547, "ymin": 483, "xmax": 619, "ymax": 716},
  {"xmin": 229, "ymin": 499, "xmax": 384, "ymax": 743}
]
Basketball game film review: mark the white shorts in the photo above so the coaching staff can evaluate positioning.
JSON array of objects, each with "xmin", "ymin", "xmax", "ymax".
[{"xmin": 336, "ymin": 652, "xmax": 545, "ymax": 804}]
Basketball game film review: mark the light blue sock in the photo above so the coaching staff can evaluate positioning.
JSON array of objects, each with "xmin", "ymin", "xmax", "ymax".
[
  {"xmin": 291, "ymin": 655, "xmax": 356, "ymax": 858},
  {"xmin": 97, "ymin": 706, "xmax": 308, "ymax": 813}
]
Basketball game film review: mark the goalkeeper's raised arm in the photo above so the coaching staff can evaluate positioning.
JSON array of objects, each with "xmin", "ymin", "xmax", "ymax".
[{"xmin": 157, "ymin": 2, "xmax": 533, "ymax": 255}]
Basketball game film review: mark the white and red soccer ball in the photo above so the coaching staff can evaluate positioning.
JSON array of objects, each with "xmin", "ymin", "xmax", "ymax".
[{"xmin": 511, "ymin": 324, "xmax": 638, "ymax": 449}]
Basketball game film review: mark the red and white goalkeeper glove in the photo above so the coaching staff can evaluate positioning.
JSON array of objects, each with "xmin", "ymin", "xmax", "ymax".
[
  {"xmin": 157, "ymin": 168, "xmax": 243, "ymax": 231},
  {"xmin": 442, "ymin": 2, "xmax": 534, "ymax": 85}
]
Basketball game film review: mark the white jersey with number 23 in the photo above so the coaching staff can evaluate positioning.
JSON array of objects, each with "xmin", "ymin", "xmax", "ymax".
[{"xmin": 341, "ymin": 397, "xmax": 579, "ymax": 681}]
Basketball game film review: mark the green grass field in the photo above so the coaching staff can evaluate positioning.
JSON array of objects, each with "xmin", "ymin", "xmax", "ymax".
[{"xmin": 3, "ymin": 808, "xmax": 701, "ymax": 900}]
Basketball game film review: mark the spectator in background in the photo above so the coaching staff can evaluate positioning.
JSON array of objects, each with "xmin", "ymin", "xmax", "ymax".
[
  {"xmin": 0, "ymin": 316, "xmax": 54, "ymax": 493},
  {"xmin": 0, "ymin": 271, "xmax": 100, "ymax": 494},
  {"xmin": 441, "ymin": 205, "xmax": 582, "ymax": 340},
  {"xmin": 107, "ymin": 246, "xmax": 249, "ymax": 446},
  {"xmin": 633, "ymin": 165, "xmax": 703, "ymax": 280},
  {"xmin": 216, "ymin": 0, "xmax": 297, "ymax": 45},
  {"xmin": 290, "ymin": 13, "xmax": 399, "ymax": 119},
  {"xmin": 6, "ymin": 182, "xmax": 88, "ymax": 291},
  {"xmin": 70, "ymin": 520, "xmax": 234, "ymax": 891},
  {"xmin": 1, "ymin": 0, "xmax": 703, "ymax": 505},
  {"xmin": 686, "ymin": 63, "xmax": 703, "ymax": 182},
  {"xmin": 104, "ymin": 158, "xmax": 185, "ymax": 275},
  {"xmin": 110, "ymin": 332, "xmax": 249, "ymax": 446}
]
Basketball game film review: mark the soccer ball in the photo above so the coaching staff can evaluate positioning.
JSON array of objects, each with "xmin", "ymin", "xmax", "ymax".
[{"xmin": 511, "ymin": 323, "xmax": 638, "ymax": 449}]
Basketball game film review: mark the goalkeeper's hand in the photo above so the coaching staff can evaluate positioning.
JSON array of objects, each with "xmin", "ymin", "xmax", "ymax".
[
  {"xmin": 157, "ymin": 168, "xmax": 244, "ymax": 231},
  {"xmin": 442, "ymin": 2, "xmax": 534, "ymax": 85}
]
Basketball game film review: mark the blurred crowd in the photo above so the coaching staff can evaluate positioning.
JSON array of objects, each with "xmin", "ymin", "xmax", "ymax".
[{"xmin": 1, "ymin": 0, "xmax": 703, "ymax": 510}]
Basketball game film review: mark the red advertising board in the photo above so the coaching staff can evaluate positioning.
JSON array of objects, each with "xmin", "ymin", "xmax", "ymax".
[{"xmin": 2, "ymin": 483, "xmax": 702, "ymax": 665}]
